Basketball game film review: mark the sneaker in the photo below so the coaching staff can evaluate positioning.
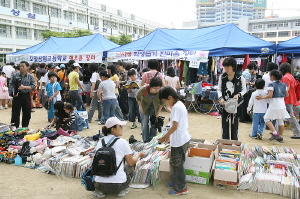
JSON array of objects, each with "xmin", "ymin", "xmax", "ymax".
[
  {"xmin": 169, "ymin": 187, "xmax": 188, "ymax": 196},
  {"xmin": 249, "ymin": 134, "xmax": 257, "ymax": 139},
  {"xmin": 117, "ymin": 187, "xmax": 130, "ymax": 197},
  {"xmin": 257, "ymin": 132, "xmax": 262, "ymax": 140},
  {"xmin": 290, "ymin": 136, "xmax": 300, "ymax": 139},
  {"xmin": 166, "ymin": 182, "xmax": 173, "ymax": 188},
  {"xmin": 4, "ymin": 104, "xmax": 8, "ymax": 109},
  {"xmin": 269, "ymin": 132, "xmax": 276, "ymax": 140},
  {"xmin": 131, "ymin": 123, "xmax": 137, "ymax": 129},
  {"xmin": 92, "ymin": 191, "xmax": 105, "ymax": 198}
]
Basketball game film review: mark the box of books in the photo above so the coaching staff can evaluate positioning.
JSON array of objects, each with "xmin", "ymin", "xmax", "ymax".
[
  {"xmin": 213, "ymin": 145, "xmax": 241, "ymax": 187},
  {"xmin": 184, "ymin": 143, "xmax": 217, "ymax": 185},
  {"xmin": 213, "ymin": 139, "xmax": 242, "ymax": 149}
]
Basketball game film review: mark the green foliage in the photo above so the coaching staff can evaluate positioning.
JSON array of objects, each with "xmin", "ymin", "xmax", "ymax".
[
  {"xmin": 107, "ymin": 34, "xmax": 132, "ymax": 45},
  {"xmin": 41, "ymin": 29, "xmax": 93, "ymax": 39}
]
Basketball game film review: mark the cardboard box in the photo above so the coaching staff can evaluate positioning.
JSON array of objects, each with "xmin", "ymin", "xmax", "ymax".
[
  {"xmin": 159, "ymin": 151, "xmax": 170, "ymax": 172},
  {"xmin": 185, "ymin": 170, "xmax": 211, "ymax": 185},
  {"xmin": 213, "ymin": 139, "xmax": 242, "ymax": 148},
  {"xmin": 213, "ymin": 179, "xmax": 238, "ymax": 190},
  {"xmin": 213, "ymin": 145, "xmax": 241, "ymax": 184},
  {"xmin": 184, "ymin": 143, "xmax": 217, "ymax": 185}
]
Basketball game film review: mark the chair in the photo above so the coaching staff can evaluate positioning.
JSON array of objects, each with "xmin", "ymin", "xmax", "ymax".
[{"xmin": 76, "ymin": 111, "xmax": 89, "ymax": 130}]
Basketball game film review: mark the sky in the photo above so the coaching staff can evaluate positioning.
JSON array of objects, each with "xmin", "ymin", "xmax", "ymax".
[{"xmin": 92, "ymin": 0, "xmax": 300, "ymax": 28}]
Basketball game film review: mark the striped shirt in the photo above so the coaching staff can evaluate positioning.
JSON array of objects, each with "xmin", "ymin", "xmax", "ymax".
[{"xmin": 9, "ymin": 72, "xmax": 35, "ymax": 94}]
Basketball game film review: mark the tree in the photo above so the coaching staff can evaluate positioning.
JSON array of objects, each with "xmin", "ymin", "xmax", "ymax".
[
  {"xmin": 107, "ymin": 34, "xmax": 132, "ymax": 45},
  {"xmin": 41, "ymin": 29, "xmax": 93, "ymax": 39}
]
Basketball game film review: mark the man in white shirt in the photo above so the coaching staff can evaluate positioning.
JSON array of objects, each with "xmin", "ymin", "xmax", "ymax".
[{"xmin": 2, "ymin": 62, "xmax": 15, "ymax": 86}]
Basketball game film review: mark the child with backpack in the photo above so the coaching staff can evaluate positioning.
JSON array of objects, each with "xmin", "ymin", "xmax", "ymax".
[
  {"xmin": 158, "ymin": 86, "xmax": 191, "ymax": 196},
  {"xmin": 46, "ymin": 72, "xmax": 62, "ymax": 123},
  {"xmin": 63, "ymin": 103, "xmax": 85, "ymax": 131},
  {"xmin": 92, "ymin": 117, "xmax": 145, "ymax": 198},
  {"xmin": 256, "ymin": 70, "xmax": 290, "ymax": 142}
]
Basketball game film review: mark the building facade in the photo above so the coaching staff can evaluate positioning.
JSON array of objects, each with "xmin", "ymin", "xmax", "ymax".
[
  {"xmin": 188, "ymin": 16, "xmax": 300, "ymax": 44},
  {"xmin": 196, "ymin": 0, "xmax": 266, "ymax": 24},
  {"xmin": 0, "ymin": 0, "xmax": 166, "ymax": 65}
]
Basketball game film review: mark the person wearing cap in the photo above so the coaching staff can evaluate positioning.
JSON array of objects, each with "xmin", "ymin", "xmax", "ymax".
[
  {"xmin": 9, "ymin": 61, "xmax": 35, "ymax": 129},
  {"xmin": 93, "ymin": 117, "xmax": 146, "ymax": 198},
  {"xmin": 46, "ymin": 72, "xmax": 62, "ymax": 122},
  {"xmin": 2, "ymin": 62, "xmax": 15, "ymax": 87},
  {"xmin": 68, "ymin": 62, "xmax": 85, "ymax": 111}
]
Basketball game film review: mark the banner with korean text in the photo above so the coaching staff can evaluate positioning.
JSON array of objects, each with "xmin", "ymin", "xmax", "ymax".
[
  {"xmin": 107, "ymin": 51, "xmax": 209, "ymax": 67},
  {"xmin": 6, "ymin": 52, "xmax": 103, "ymax": 64}
]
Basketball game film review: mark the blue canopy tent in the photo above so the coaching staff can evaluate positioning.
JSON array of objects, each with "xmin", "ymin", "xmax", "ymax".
[
  {"xmin": 108, "ymin": 23, "xmax": 275, "ymax": 57},
  {"xmin": 6, "ymin": 33, "xmax": 119, "ymax": 64},
  {"xmin": 277, "ymin": 36, "xmax": 300, "ymax": 54}
]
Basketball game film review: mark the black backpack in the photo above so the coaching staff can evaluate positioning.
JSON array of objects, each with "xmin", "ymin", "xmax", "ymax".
[{"xmin": 91, "ymin": 138, "xmax": 123, "ymax": 177}]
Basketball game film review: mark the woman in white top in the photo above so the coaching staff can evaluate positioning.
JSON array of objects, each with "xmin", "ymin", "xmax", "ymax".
[
  {"xmin": 93, "ymin": 117, "xmax": 145, "ymax": 198},
  {"xmin": 164, "ymin": 67, "xmax": 180, "ymax": 91}
]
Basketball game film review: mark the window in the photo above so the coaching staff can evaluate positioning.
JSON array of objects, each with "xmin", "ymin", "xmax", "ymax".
[
  {"xmin": 252, "ymin": 24, "xmax": 262, "ymax": 29},
  {"xmin": 0, "ymin": 0, "xmax": 10, "ymax": 7},
  {"xmin": 63, "ymin": 11, "xmax": 74, "ymax": 21},
  {"xmin": 0, "ymin": 25, "xmax": 12, "ymax": 37},
  {"xmin": 266, "ymin": 32, "xmax": 277, "ymax": 38},
  {"xmin": 34, "ymin": 29, "xmax": 44, "ymax": 40},
  {"xmin": 252, "ymin": 33, "xmax": 263, "ymax": 38},
  {"xmin": 15, "ymin": 27, "xmax": 31, "ymax": 39},
  {"xmin": 33, "ymin": 3, "xmax": 47, "ymax": 15},
  {"xmin": 51, "ymin": 7, "xmax": 61, "ymax": 18},
  {"xmin": 15, "ymin": 21, "xmax": 30, "ymax": 27},
  {"xmin": 278, "ymin": 31, "xmax": 289, "ymax": 37},
  {"xmin": 90, "ymin": 17, "xmax": 99, "ymax": 26},
  {"xmin": 77, "ymin": 14, "xmax": 86, "ymax": 23},
  {"xmin": 267, "ymin": 23, "xmax": 277, "ymax": 28},
  {"xmin": 13, "ymin": 0, "xmax": 30, "ymax": 12},
  {"xmin": 295, "ymin": 21, "xmax": 300, "ymax": 27},
  {"xmin": 295, "ymin": 31, "xmax": 300, "ymax": 36},
  {"xmin": 278, "ymin": 22, "xmax": 288, "ymax": 28}
]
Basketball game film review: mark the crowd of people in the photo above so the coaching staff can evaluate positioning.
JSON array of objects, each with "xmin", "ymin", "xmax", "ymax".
[{"xmin": 0, "ymin": 57, "xmax": 300, "ymax": 197}]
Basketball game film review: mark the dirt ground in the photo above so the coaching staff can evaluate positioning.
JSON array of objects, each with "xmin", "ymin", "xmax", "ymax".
[{"xmin": 1, "ymin": 106, "xmax": 298, "ymax": 199}]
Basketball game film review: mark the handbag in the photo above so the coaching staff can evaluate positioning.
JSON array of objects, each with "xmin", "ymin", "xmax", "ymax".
[{"xmin": 2, "ymin": 87, "xmax": 8, "ymax": 92}]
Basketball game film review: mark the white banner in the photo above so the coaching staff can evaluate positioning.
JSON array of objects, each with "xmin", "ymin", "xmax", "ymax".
[
  {"xmin": 107, "ymin": 50, "xmax": 209, "ymax": 64},
  {"xmin": 6, "ymin": 52, "xmax": 103, "ymax": 64}
]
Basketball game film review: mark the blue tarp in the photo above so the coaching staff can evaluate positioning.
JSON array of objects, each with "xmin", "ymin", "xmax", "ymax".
[
  {"xmin": 109, "ymin": 23, "xmax": 275, "ymax": 56},
  {"xmin": 277, "ymin": 36, "xmax": 300, "ymax": 54},
  {"xmin": 8, "ymin": 33, "xmax": 119, "ymax": 55}
]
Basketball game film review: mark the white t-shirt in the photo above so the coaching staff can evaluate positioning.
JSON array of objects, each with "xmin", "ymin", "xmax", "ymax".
[
  {"xmin": 169, "ymin": 101, "xmax": 191, "ymax": 147},
  {"xmin": 90, "ymin": 72, "xmax": 100, "ymax": 92},
  {"xmin": 94, "ymin": 135, "xmax": 133, "ymax": 183},
  {"xmin": 247, "ymin": 90, "xmax": 269, "ymax": 113},
  {"xmin": 165, "ymin": 76, "xmax": 179, "ymax": 91},
  {"xmin": 2, "ymin": 65, "xmax": 15, "ymax": 78},
  {"xmin": 99, "ymin": 79, "xmax": 117, "ymax": 100}
]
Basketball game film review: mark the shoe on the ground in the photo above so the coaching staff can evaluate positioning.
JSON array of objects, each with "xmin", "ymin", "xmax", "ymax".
[
  {"xmin": 269, "ymin": 132, "xmax": 276, "ymax": 140},
  {"xmin": 131, "ymin": 123, "xmax": 137, "ymax": 129},
  {"xmin": 249, "ymin": 134, "xmax": 257, "ymax": 139},
  {"xmin": 117, "ymin": 187, "xmax": 130, "ymax": 197},
  {"xmin": 169, "ymin": 187, "xmax": 188, "ymax": 196},
  {"xmin": 94, "ymin": 118, "xmax": 100, "ymax": 121},
  {"xmin": 257, "ymin": 132, "xmax": 262, "ymax": 140},
  {"xmin": 92, "ymin": 191, "xmax": 105, "ymax": 198},
  {"xmin": 290, "ymin": 135, "xmax": 300, "ymax": 139},
  {"xmin": 4, "ymin": 104, "xmax": 8, "ymax": 109},
  {"xmin": 166, "ymin": 182, "xmax": 173, "ymax": 188}
]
